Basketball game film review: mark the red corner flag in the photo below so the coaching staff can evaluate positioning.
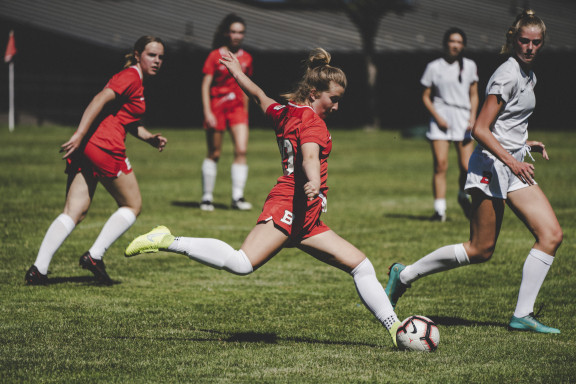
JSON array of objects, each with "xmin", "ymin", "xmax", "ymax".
[{"xmin": 4, "ymin": 30, "xmax": 17, "ymax": 63}]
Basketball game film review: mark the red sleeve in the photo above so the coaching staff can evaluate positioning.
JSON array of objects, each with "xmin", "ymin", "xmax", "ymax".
[
  {"xmin": 202, "ymin": 50, "xmax": 218, "ymax": 75},
  {"xmin": 245, "ymin": 52, "xmax": 253, "ymax": 77},
  {"xmin": 266, "ymin": 103, "xmax": 286, "ymax": 125},
  {"xmin": 105, "ymin": 68, "xmax": 140, "ymax": 97},
  {"xmin": 300, "ymin": 110, "xmax": 327, "ymax": 147}
]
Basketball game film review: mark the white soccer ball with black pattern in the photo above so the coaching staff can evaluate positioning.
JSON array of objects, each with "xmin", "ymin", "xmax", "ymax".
[{"xmin": 396, "ymin": 315, "xmax": 440, "ymax": 352}]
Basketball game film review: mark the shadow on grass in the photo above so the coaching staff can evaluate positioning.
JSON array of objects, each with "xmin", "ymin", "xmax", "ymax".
[
  {"xmin": 431, "ymin": 316, "xmax": 504, "ymax": 328},
  {"xmin": 384, "ymin": 213, "xmax": 436, "ymax": 221},
  {"xmin": 172, "ymin": 201, "xmax": 231, "ymax": 210},
  {"xmin": 42, "ymin": 275, "xmax": 121, "ymax": 286},
  {"xmin": 109, "ymin": 328, "xmax": 387, "ymax": 348}
]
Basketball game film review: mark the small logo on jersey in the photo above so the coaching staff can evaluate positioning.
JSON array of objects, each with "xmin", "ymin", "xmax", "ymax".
[
  {"xmin": 274, "ymin": 105, "xmax": 286, "ymax": 111},
  {"xmin": 481, "ymin": 171, "xmax": 492, "ymax": 184}
]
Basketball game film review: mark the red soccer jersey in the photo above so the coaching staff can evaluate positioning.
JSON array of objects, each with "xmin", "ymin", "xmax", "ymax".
[
  {"xmin": 88, "ymin": 66, "xmax": 145, "ymax": 153},
  {"xmin": 266, "ymin": 102, "xmax": 332, "ymax": 197},
  {"xmin": 203, "ymin": 48, "xmax": 253, "ymax": 100}
]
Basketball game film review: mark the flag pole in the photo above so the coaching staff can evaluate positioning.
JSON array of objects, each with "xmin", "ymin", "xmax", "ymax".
[
  {"xmin": 5, "ymin": 30, "xmax": 17, "ymax": 132},
  {"xmin": 8, "ymin": 60, "xmax": 14, "ymax": 132}
]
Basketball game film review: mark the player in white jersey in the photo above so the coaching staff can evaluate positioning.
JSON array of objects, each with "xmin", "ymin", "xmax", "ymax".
[
  {"xmin": 387, "ymin": 10, "xmax": 563, "ymax": 333},
  {"xmin": 421, "ymin": 28, "xmax": 479, "ymax": 221}
]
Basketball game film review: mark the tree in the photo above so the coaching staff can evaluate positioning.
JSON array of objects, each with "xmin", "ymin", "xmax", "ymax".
[
  {"xmin": 236, "ymin": 0, "xmax": 415, "ymax": 129},
  {"xmin": 338, "ymin": 0, "xmax": 414, "ymax": 129}
]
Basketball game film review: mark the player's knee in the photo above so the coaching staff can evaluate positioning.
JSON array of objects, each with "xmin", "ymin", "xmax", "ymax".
[
  {"xmin": 434, "ymin": 161, "xmax": 448, "ymax": 174},
  {"xmin": 539, "ymin": 227, "xmax": 563, "ymax": 253},
  {"xmin": 467, "ymin": 245, "xmax": 494, "ymax": 264},
  {"xmin": 224, "ymin": 249, "xmax": 254, "ymax": 276}
]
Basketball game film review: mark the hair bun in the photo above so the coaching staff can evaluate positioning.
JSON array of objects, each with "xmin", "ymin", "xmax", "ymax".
[{"xmin": 306, "ymin": 48, "xmax": 331, "ymax": 70}]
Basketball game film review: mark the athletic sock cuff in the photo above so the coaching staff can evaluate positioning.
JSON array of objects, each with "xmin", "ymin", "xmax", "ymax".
[
  {"xmin": 116, "ymin": 207, "xmax": 137, "ymax": 224},
  {"xmin": 57, "ymin": 213, "xmax": 76, "ymax": 232},
  {"xmin": 455, "ymin": 243, "xmax": 470, "ymax": 266},
  {"xmin": 529, "ymin": 248, "xmax": 554, "ymax": 265}
]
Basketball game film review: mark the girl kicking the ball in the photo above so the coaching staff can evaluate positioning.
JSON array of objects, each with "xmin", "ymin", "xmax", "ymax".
[
  {"xmin": 126, "ymin": 48, "xmax": 402, "ymax": 346},
  {"xmin": 386, "ymin": 9, "xmax": 563, "ymax": 334}
]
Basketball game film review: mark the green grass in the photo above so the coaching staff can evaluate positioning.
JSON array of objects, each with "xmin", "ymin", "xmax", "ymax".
[{"xmin": 1, "ymin": 125, "xmax": 575, "ymax": 383}]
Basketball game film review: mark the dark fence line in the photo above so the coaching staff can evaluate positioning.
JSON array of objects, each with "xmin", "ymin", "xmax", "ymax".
[{"xmin": 1, "ymin": 24, "xmax": 575, "ymax": 129}]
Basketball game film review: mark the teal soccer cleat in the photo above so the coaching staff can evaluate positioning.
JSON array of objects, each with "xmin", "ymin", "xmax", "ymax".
[
  {"xmin": 385, "ymin": 263, "xmax": 409, "ymax": 310},
  {"xmin": 508, "ymin": 313, "xmax": 560, "ymax": 334}
]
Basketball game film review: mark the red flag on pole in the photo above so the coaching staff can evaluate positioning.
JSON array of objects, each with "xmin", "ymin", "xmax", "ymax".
[{"xmin": 4, "ymin": 30, "xmax": 17, "ymax": 63}]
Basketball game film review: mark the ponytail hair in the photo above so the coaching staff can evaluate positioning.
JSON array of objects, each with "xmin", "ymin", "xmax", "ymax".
[
  {"xmin": 501, "ymin": 9, "xmax": 546, "ymax": 55},
  {"xmin": 124, "ymin": 35, "xmax": 165, "ymax": 68},
  {"xmin": 443, "ymin": 27, "xmax": 467, "ymax": 83},
  {"xmin": 281, "ymin": 48, "xmax": 347, "ymax": 104}
]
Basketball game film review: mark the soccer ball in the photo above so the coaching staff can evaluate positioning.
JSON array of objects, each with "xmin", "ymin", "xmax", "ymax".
[{"xmin": 396, "ymin": 315, "xmax": 440, "ymax": 352}]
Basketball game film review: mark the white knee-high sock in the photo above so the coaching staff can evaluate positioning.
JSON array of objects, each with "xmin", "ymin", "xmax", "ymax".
[
  {"xmin": 202, "ymin": 158, "xmax": 218, "ymax": 202},
  {"xmin": 513, "ymin": 249, "xmax": 554, "ymax": 318},
  {"xmin": 401, "ymin": 243, "xmax": 470, "ymax": 285},
  {"xmin": 434, "ymin": 198, "xmax": 447, "ymax": 216},
  {"xmin": 167, "ymin": 237, "xmax": 253, "ymax": 276},
  {"xmin": 231, "ymin": 163, "xmax": 248, "ymax": 201},
  {"xmin": 351, "ymin": 258, "xmax": 399, "ymax": 330},
  {"xmin": 89, "ymin": 207, "xmax": 136, "ymax": 260},
  {"xmin": 34, "ymin": 214, "xmax": 76, "ymax": 274}
]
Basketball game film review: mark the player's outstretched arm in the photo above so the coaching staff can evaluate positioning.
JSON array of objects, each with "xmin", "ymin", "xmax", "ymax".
[{"xmin": 220, "ymin": 52, "xmax": 276, "ymax": 113}]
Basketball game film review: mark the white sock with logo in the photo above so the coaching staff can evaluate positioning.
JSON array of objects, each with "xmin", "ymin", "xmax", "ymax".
[
  {"xmin": 34, "ymin": 213, "xmax": 76, "ymax": 275},
  {"xmin": 351, "ymin": 258, "xmax": 399, "ymax": 330}
]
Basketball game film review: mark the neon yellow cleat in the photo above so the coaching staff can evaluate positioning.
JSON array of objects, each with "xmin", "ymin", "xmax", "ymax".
[{"xmin": 125, "ymin": 226, "xmax": 175, "ymax": 257}]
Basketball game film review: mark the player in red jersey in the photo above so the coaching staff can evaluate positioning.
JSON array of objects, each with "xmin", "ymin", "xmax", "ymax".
[
  {"xmin": 200, "ymin": 13, "xmax": 253, "ymax": 211},
  {"xmin": 25, "ymin": 36, "xmax": 168, "ymax": 285},
  {"xmin": 126, "ymin": 48, "xmax": 402, "ymax": 347}
]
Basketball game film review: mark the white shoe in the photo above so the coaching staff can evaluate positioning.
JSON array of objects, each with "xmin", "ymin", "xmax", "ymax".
[
  {"xmin": 232, "ymin": 198, "xmax": 252, "ymax": 211},
  {"xmin": 200, "ymin": 200, "xmax": 214, "ymax": 211}
]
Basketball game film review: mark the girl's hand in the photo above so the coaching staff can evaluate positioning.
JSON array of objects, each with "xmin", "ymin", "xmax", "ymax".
[
  {"xmin": 527, "ymin": 140, "xmax": 549, "ymax": 160},
  {"xmin": 148, "ymin": 134, "xmax": 167, "ymax": 152},
  {"xmin": 303, "ymin": 180, "xmax": 320, "ymax": 201},
  {"xmin": 60, "ymin": 133, "xmax": 83, "ymax": 159},
  {"xmin": 219, "ymin": 51, "xmax": 242, "ymax": 76},
  {"xmin": 204, "ymin": 111, "xmax": 217, "ymax": 129},
  {"xmin": 509, "ymin": 158, "xmax": 536, "ymax": 185},
  {"xmin": 436, "ymin": 116, "xmax": 448, "ymax": 132}
]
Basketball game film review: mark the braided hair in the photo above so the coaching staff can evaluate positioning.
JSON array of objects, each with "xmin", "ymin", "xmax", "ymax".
[{"xmin": 443, "ymin": 27, "xmax": 467, "ymax": 83}]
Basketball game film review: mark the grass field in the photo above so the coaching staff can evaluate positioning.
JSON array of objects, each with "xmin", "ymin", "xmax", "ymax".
[{"xmin": 1, "ymin": 124, "xmax": 575, "ymax": 383}]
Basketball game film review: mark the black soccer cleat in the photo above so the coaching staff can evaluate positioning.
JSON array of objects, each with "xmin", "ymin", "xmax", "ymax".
[
  {"xmin": 79, "ymin": 252, "xmax": 113, "ymax": 285},
  {"xmin": 24, "ymin": 265, "xmax": 48, "ymax": 285}
]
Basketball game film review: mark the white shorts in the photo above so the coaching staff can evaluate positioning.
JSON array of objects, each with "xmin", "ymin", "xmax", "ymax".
[
  {"xmin": 465, "ymin": 145, "xmax": 536, "ymax": 199},
  {"xmin": 427, "ymin": 103, "xmax": 472, "ymax": 142}
]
